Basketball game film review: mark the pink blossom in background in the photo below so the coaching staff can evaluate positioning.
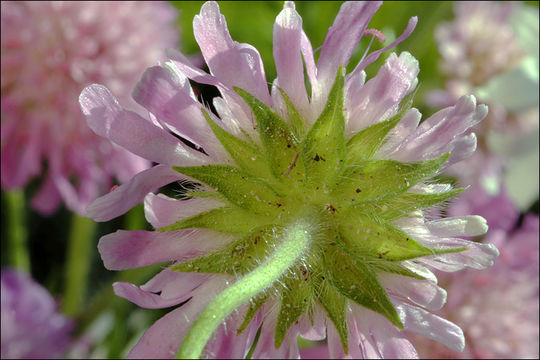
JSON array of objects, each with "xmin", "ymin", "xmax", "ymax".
[
  {"xmin": 427, "ymin": 1, "xmax": 539, "ymax": 213},
  {"xmin": 409, "ymin": 214, "xmax": 539, "ymax": 359},
  {"xmin": 80, "ymin": 1, "xmax": 499, "ymax": 358},
  {"xmin": 1, "ymin": 1, "xmax": 179, "ymax": 215},
  {"xmin": 1, "ymin": 269, "xmax": 74, "ymax": 359}
]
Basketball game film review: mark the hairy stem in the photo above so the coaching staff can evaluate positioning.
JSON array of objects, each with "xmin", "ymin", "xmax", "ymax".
[{"xmin": 177, "ymin": 217, "xmax": 313, "ymax": 359}]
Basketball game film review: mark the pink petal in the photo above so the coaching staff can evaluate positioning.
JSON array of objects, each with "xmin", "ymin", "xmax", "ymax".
[
  {"xmin": 317, "ymin": 2, "xmax": 382, "ymax": 91},
  {"xmin": 165, "ymin": 51, "xmax": 257, "ymax": 139},
  {"xmin": 0, "ymin": 123, "xmax": 43, "ymax": 189},
  {"xmin": 143, "ymin": 193, "xmax": 224, "ymax": 229},
  {"xmin": 347, "ymin": 52, "xmax": 419, "ymax": 134},
  {"xmin": 420, "ymin": 239, "xmax": 499, "ymax": 272},
  {"xmin": 205, "ymin": 304, "xmax": 258, "ymax": 359},
  {"xmin": 326, "ymin": 317, "xmax": 349, "ymax": 358},
  {"xmin": 442, "ymin": 132, "xmax": 477, "ymax": 169},
  {"xmin": 132, "ymin": 66, "xmax": 226, "ymax": 160},
  {"xmin": 80, "ymin": 84, "xmax": 209, "ymax": 166},
  {"xmin": 354, "ymin": 16, "xmax": 418, "ymax": 73},
  {"xmin": 299, "ymin": 344, "xmax": 330, "ymax": 359},
  {"xmin": 377, "ymin": 108, "xmax": 422, "ymax": 156},
  {"xmin": 426, "ymin": 216, "xmax": 488, "ymax": 237},
  {"xmin": 30, "ymin": 172, "xmax": 62, "ymax": 216},
  {"xmin": 391, "ymin": 95, "xmax": 487, "ymax": 162},
  {"xmin": 127, "ymin": 276, "xmax": 229, "ymax": 359},
  {"xmin": 400, "ymin": 260, "xmax": 438, "ymax": 283},
  {"xmin": 298, "ymin": 304, "xmax": 326, "ymax": 341},
  {"xmin": 98, "ymin": 228, "xmax": 235, "ymax": 271},
  {"xmin": 393, "ymin": 301, "xmax": 465, "ymax": 353},
  {"xmin": 86, "ymin": 164, "xmax": 183, "ymax": 221},
  {"xmin": 380, "ymin": 273, "xmax": 447, "ymax": 311},
  {"xmin": 112, "ymin": 271, "xmax": 208, "ymax": 309},
  {"xmin": 351, "ymin": 305, "xmax": 418, "ymax": 359},
  {"xmin": 273, "ymin": 6, "xmax": 310, "ymax": 119},
  {"xmin": 300, "ymin": 30, "xmax": 317, "ymax": 94},
  {"xmin": 193, "ymin": 1, "xmax": 271, "ymax": 106},
  {"xmin": 251, "ymin": 303, "xmax": 300, "ymax": 359}
]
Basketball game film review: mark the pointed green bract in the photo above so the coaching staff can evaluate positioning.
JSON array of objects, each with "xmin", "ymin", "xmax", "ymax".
[
  {"xmin": 158, "ymin": 206, "xmax": 273, "ymax": 234},
  {"xmin": 333, "ymin": 153, "xmax": 450, "ymax": 207},
  {"xmin": 317, "ymin": 280, "xmax": 348, "ymax": 353},
  {"xmin": 202, "ymin": 109, "xmax": 271, "ymax": 178},
  {"xmin": 338, "ymin": 213, "xmax": 440, "ymax": 261},
  {"xmin": 173, "ymin": 165, "xmax": 282, "ymax": 213},
  {"xmin": 238, "ymin": 292, "xmax": 269, "ymax": 335},
  {"xmin": 274, "ymin": 276, "xmax": 312, "ymax": 348},
  {"xmin": 235, "ymin": 87, "xmax": 304, "ymax": 181},
  {"xmin": 301, "ymin": 67, "xmax": 346, "ymax": 190},
  {"xmin": 171, "ymin": 227, "xmax": 275, "ymax": 275},
  {"xmin": 378, "ymin": 188, "xmax": 465, "ymax": 220},
  {"xmin": 371, "ymin": 261, "xmax": 427, "ymax": 280},
  {"xmin": 278, "ymin": 88, "xmax": 306, "ymax": 139},
  {"xmin": 346, "ymin": 90, "xmax": 415, "ymax": 163},
  {"xmin": 324, "ymin": 244, "xmax": 403, "ymax": 329}
]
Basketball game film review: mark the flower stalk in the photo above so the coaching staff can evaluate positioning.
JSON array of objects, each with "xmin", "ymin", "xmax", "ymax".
[
  {"xmin": 62, "ymin": 213, "xmax": 96, "ymax": 315},
  {"xmin": 177, "ymin": 217, "xmax": 313, "ymax": 359},
  {"xmin": 5, "ymin": 189, "xmax": 30, "ymax": 272}
]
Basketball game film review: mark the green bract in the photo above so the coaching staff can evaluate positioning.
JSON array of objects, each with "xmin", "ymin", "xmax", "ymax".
[{"xmin": 168, "ymin": 67, "xmax": 466, "ymax": 352}]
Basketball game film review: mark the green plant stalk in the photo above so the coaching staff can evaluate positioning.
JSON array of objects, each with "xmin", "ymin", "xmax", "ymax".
[
  {"xmin": 63, "ymin": 213, "xmax": 96, "ymax": 315},
  {"xmin": 177, "ymin": 217, "xmax": 313, "ymax": 359},
  {"xmin": 73, "ymin": 204, "xmax": 150, "ymax": 333},
  {"xmin": 5, "ymin": 189, "xmax": 30, "ymax": 272}
]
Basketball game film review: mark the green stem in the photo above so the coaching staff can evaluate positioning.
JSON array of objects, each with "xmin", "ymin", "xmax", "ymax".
[
  {"xmin": 73, "ymin": 204, "xmax": 148, "ymax": 333},
  {"xmin": 5, "ymin": 189, "xmax": 30, "ymax": 272},
  {"xmin": 177, "ymin": 218, "xmax": 313, "ymax": 359},
  {"xmin": 62, "ymin": 213, "xmax": 96, "ymax": 315}
]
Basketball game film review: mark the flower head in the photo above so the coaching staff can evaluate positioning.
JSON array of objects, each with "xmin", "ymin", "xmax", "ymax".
[
  {"xmin": 81, "ymin": 1, "xmax": 499, "ymax": 358},
  {"xmin": 1, "ymin": 269, "xmax": 74, "ymax": 359},
  {"xmin": 1, "ymin": 1, "xmax": 179, "ymax": 214}
]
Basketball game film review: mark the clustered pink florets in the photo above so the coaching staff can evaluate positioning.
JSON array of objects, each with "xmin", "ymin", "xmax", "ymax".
[{"xmin": 1, "ymin": 1, "xmax": 179, "ymax": 214}]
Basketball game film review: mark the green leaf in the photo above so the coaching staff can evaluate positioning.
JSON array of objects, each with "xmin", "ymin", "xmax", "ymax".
[
  {"xmin": 235, "ymin": 87, "xmax": 304, "ymax": 181},
  {"xmin": 333, "ymin": 153, "xmax": 450, "ymax": 207},
  {"xmin": 377, "ymin": 187, "xmax": 465, "ymax": 220},
  {"xmin": 158, "ymin": 206, "xmax": 273, "ymax": 234},
  {"xmin": 238, "ymin": 292, "xmax": 269, "ymax": 335},
  {"xmin": 278, "ymin": 88, "xmax": 306, "ymax": 139},
  {"xmin": 316, "ymin": 280, "xmax": 348, "ymax": 353},
  {"xmin": 202, "ymin": 109, "xmax": 271, "ymax": 178},
  {"xmin": 274, "ymin": 276, "xmax": 312, "ymax": 348},
  {"xmin": 173, "ymin": 165, "xmax": 282, "ymax": 213},
  {"xmin": 171, "ymin": 227, "xmax": 275, "ymax": 275},
  {"xmin": 346, "ymin": 90, "xmax": 416, "ymax": 163},
  {"xmin": 337, "ymin": 212, "xmax": 462, "ymax": 261},
  {"xmin": 301, "ymin": 67, "xmax": 346, "ymax": 190},
  {"xmin": 324, "ymin": 244, "xmax": 403, "ymax": 329}
]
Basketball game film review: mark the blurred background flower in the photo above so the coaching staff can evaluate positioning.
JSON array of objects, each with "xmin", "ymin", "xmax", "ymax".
[
  {"xmin": 1, "ymin": 1, "xmax": 178, "ymax": 215},
  {"xmin": 1, "ymin": 269, "xmax": 74, "ymax": 359}
]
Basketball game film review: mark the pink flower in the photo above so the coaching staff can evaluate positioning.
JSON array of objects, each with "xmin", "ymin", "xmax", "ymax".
[
  {"xmin": 1, "ymin": 1, "xmax": 179, "ymax": 215},
  {"xmin": 1, "ymin": 269, "xmax": 74, "ymax": 359},
  {"xmin": 409, "ymin": 214, "xmax": 539, "ymax": 359},
  {"xmin": 81, "ymin": 1, "xmax": 498, "ymax": 358},
  {"xmin": 427, "ymin": 2, "xmax": 539, "ymax": 212}
]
